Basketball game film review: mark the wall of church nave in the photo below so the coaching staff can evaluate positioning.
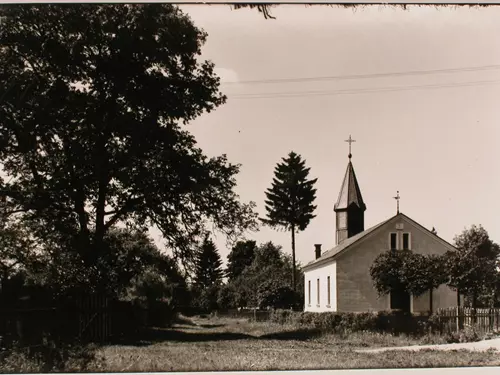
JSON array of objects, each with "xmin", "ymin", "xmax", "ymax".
[
  {"xmin": 412, "ymin": 285, "xmax": 458, "ymax": 313},
  {"xmin": 303, "ymin": 261, "xmax": 337, "ymax": 312},
  {"xmin": 334, "ymin": 221, "xmax": 398, "ymax": 312},
  {"xmin": 336, "ymin": 250, "xmax": 389, "ymax": 312},
  {"xmin": 412, "ymin": 292, "xmax": 431, "ymax": 313},
  {"xmin": 433, "ymin": 284, "xmax": 459, "ymax": 309}
]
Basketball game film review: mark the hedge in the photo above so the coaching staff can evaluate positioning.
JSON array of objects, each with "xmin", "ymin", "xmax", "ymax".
[{"xmin": 268, "ymin": 309, "xmax": 431, "ymax": 335}]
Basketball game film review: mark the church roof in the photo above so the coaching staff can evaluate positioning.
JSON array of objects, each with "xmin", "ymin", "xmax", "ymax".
[
  {"xmin": 303, "ymin": 212, "xmax": 458, "ymax": 271},
  {"xmin": 303, "ymin": 216, "xmax": 393, "ymax": 271},
  {"xmin": 334, "ymin": 160, "xmax": 366, "ymax": 211}
]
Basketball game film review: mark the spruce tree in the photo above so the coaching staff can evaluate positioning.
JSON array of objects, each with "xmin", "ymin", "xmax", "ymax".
[
  {"xmin": 262, "ymin": 151, "xmax": 317, "ymax": 291},
  {"xmin": 194, "ymin": 235, "xmax": 224, "ymax": 289}
]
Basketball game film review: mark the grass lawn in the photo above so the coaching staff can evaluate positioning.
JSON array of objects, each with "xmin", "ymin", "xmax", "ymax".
[{"xmin": 93, "ymin": 316, "xmax": 500, "ymax": 372}]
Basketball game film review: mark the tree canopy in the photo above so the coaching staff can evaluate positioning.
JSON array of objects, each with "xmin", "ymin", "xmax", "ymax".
[
  {"xmin": 370, "ymin": 249, "xmax": 413, "ymax": 297},
  {"xmin": 446, "ymin": 225, "xmax": 500, "ymax": 307},
  {"xmin": 370, "ymin": 249, "xmax": 448, "ymax": 312},
  {"xmin": 0, "ymin": 3, "xmax": 257, "ymax": 289},
  {"xmin": 226, "ymin": 239, "xmax": 257, "ymax": 281},
  {"xmin": 219, "ymin": 241, "xmax": 303, "ymax": 310}
]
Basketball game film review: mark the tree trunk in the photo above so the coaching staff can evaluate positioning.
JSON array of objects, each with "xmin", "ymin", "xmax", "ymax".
[
  {"xmin": 457, "ymin": 289, "xmax": 460, "ymax": 306},
  {"xmin": 0, "ymin": 268, "xmax": 7, "ymax": 295},
  {"xmin": 429, "ymin": 288, "xmax": 433, "ymax": 314},
  {"xmin": 291, "ymin": 224, "xmax": 296, "ymax": 291}
]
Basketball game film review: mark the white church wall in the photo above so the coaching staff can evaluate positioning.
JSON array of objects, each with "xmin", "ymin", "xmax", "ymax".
[{"xmin": 304, "ymin": 260, "xmax": 337, "ymax": 312}]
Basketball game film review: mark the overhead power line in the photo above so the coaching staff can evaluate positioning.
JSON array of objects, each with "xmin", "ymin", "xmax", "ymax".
[
  {"xmin": 228, "ymin": 79, "xmax": 500, "ymax": 100},
  {"xmin": 221, "ymin": 64, "xmax": 500, "ymax": 85}
]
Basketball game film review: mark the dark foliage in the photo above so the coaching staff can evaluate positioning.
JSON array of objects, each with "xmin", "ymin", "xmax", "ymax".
[
  {"xmin": 225, "ymin": 240, "xmax": 257, "ymax": 281},
  {"xmin": 218, "ymin": 242, "xmax": 303, "ymax": 310},
  {"xmin": 193, "ymin": 236, "xmax": 224, "ymax": 289},
  {"xmin": 370, "ymin": 249, "xmax": 449, "ymax": 312},
  {"xmin": 446, "ymin": 225, "xmax": 500, "ymax": 308},
  {"xmin": 189, "ymin": 236, "xmax": 224, "ymax": 313},
  {"xmin": 370, "ymin": 249, "xmax": 413, "ymax": 297},
  {"xmin": 0, "ymin": 3, "xmax": 257, "ymax": 292}
]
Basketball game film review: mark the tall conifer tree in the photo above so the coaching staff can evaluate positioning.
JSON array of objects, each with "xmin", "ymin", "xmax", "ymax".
[
  {"xmin": 194, "ymin": 235, "xmax": 224, "ymax": 289},
  {"xmin": 262, "ymin": 151, "xmax": 317, "ymax": 291}
]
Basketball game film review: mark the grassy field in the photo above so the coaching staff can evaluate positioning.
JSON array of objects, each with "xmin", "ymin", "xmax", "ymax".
[{"xmin": 92, "ymin": 316, "xmax": 500, "ymax": 372}]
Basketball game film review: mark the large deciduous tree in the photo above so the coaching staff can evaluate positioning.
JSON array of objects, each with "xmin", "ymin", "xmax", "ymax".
[
  {"xmin": 262, "ymin": 151, "xmax": 317, "ymax": 291},
  {"xmin": 0, "ymin": 3, "xmax": 257, "ymax": 289},
  {"xmin": 446, "ymin": 225, "xmax": 500, "ymax": 308}
]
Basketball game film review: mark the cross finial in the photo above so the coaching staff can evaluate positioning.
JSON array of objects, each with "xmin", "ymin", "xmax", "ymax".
[
  {"xmin": 345, "ymin": 135, "xmax": 356, "ymax": 159},
  {"xmin": 393, "ymin": 191, "xmax": 400, "ymax": 214}
]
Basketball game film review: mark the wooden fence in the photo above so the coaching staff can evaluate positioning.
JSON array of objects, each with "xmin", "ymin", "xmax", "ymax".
[
  {"xmin": 74, "ymin": 293, "xmax": 112, "ymax": 342},
  {"xmin": 0, "ymin": 294, "xmax": 126, "ymax": 346},
  {"xmin": 435, "ymin": 307, "xmax": 500, "ymax": 334}
]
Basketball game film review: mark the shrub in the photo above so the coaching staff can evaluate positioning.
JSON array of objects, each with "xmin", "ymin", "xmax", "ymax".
[
  {"xmin": 269, "ymin": 309, "xmax": 297, "ymax": 325},
  {"xmin": 444, "ymin": 326, "xmax": 481, "ymax": 343},
  {"xmin": 0, "ymin": 342, "xmax": 104, "ymax": 373}
]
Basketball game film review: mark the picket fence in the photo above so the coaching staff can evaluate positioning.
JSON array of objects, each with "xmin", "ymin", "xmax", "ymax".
[{"xmin": 435, "ymin": 307, "xmax": 500, "ymax": 334}]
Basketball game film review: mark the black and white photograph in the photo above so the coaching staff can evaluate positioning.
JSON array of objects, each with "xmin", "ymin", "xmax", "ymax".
[{"xmin": 0, "ymin": 1, "xmax": 500, "ymax": 373}]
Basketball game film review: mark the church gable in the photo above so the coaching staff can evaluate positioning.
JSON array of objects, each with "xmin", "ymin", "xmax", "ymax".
[
  {"xmin": 304, "ymin": 212, "xmax": 456, "ymax": 272},
  {"xmin": 336, "ymin": 212, "xmax": 456, "ymax": 262},
  {"xmin": 333, "ymin": 213, "xmax": 456, "ymax": 312}
]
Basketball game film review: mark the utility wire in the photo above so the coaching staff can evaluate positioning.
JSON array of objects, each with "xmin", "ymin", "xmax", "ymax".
[
  {"xmin": 228, "ymin": 78, "xmax": 500, "ymax": 100},
  {"xmin": 221, "ymin": 64, "xmax": 500, "ymax": 85}
]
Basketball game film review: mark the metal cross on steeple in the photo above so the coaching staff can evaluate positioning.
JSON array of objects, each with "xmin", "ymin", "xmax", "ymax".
[
  {"xmin": 345, "ymin": 135, "xmax": 356, "ymax": 159},
  {"xmin": 394, "ymin": 191, "xmax": 400, "ymax": 214}
]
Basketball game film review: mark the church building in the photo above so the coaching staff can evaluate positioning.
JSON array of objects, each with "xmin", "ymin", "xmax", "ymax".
[{"xmin": 303, "ymin": 137, "xmax": 458, "ymax": 313}]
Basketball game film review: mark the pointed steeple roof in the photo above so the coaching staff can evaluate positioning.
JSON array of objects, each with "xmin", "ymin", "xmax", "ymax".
[{"xmin": 334, "ymin": 159, "xmax": 366, "ymax": 211}]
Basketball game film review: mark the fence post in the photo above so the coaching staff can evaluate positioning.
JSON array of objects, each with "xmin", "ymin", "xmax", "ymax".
[{"xmin": 459, "ymin": 306, "xmax": 464, "ymax": 330}]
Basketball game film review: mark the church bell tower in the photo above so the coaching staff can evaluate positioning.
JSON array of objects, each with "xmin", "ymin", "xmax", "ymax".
[{"xmin": 334, "ymin": 136, "xmax": 366, "ymax": 245}]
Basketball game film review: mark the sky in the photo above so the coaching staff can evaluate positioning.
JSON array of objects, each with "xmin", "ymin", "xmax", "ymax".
[{"xmin": 147, "ymin": 4, "xmax": 500, "ymax": 267}]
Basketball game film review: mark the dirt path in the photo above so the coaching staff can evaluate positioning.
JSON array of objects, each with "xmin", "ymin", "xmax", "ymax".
[{"xmin": 356, "ymin": 337, "xmax": 500, "ymax": 353}]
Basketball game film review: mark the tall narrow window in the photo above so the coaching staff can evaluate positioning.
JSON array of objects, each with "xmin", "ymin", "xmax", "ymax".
[
  {"xmin": 390, "ymin": 233, "xmax": 397, "ymax": 250},
  {"xmin": 403, "ymin": 233, "xmax": 410, "ymax": 250},
  {"xmin": 317, "ymin": 278, "xmax": 320, "ymax": 305},
  {"xmin": 327, "ymin": 276, "xmax": 331, "ymax": 306},
  {"xmin": 308, "ymin": 280, "xmax": 311, "ymax": 305}
]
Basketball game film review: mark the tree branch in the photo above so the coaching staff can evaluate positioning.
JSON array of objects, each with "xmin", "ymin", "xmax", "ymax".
[{"xmin": 103, "ymin": 196, "xmax": 143, "ymax": 231}]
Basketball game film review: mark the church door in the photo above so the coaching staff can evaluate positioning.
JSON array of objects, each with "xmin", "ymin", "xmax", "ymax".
[{"xmin": 390, "ymin": 288, "xmax": 411, "ymax": 312}]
